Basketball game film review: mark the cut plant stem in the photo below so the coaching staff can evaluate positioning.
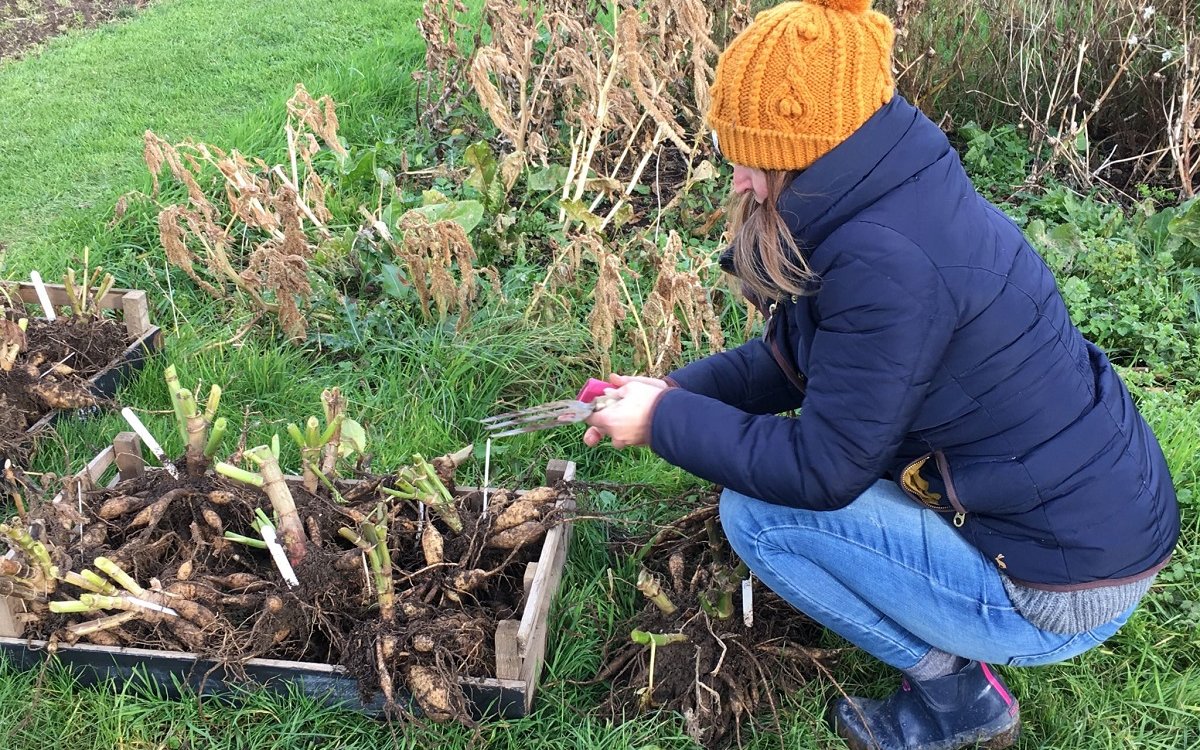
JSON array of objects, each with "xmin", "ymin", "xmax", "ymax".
[
  {"xmin": 630, "ymin": 628, "xmax": 688, "ymax": 709},
  {"xmin": 636, "ymin": 568, "xmax": 678, "ymax": 615},
  {"xmin": 214, "ymin": 462, "xmax": 263, "ymax": 487},
  {"xmin": 223, "ymin": 532, "xmax": 268, "ymax": 550},
  {"xmin": 305, "ymin": 462, "xmax": 348, "ymax": 504},
  {"xmin": 67, "ymin": 610, "xmax": 138, "ymax": 638},
  {"xmin": 94, "ymin": 556, "xmax": 146, "ymax": 597},
  {"xmin": 414, "ymin": 454, "xmax": 463, "ymax": 533},
  {"xmin": 218, "ymin": 444, "xmax": 307, "ymax": 564}
]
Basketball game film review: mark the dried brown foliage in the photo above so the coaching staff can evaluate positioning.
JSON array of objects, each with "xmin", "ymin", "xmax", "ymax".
[
  {"xmin": 459, "ymin": 0, "xmax": 748, "ymax": 230},
  {"xmin": 389, "ymin": 211, "xmax": 489, "ymax": 333},
  {"xmin": 882, "ymin": 0, "xmax": 1199, "ymax": 196},
  {"xmin": 587, "ymin": 240, "xmax": 628, "ymax": 378},
  {"xmin": 414, "ymin": 0, "xmax": 476, "ymax": 129},
  {"xmin": 636, "ymin": 231, "xmax": 725, "ymax": 377},
  {"xmin": 145, "ymin": 85, "xmax": 341, "ymax": 341}
]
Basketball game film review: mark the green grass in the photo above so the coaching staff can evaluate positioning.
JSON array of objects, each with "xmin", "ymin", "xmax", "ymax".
[
  {"xmin": 0, "ymin": 0, "xmax": 426, "ymax": 271},
  {"xmin": 1, "ymin": 1, "xmax": 1199, "ymax": 748}
]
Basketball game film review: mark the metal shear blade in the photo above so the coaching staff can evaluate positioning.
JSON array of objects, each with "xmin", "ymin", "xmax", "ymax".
[{"xmin": 480, "ymin": 396, "xmax": 616, "ymax": 438}]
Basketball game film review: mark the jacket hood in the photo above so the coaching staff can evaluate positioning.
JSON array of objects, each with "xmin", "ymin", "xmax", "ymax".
[{"xmin": 778, "ymin": 95, "xmax": 953, "ymax": 249}]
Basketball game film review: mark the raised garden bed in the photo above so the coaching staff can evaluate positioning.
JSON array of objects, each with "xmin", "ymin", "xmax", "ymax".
[
  {"xmin": 0, "ymin": 433, "xmax": 574, "ymax": 719},
  {"xmin": 0, "ymin": 281, "xmax": 162, "ymax": 460}
]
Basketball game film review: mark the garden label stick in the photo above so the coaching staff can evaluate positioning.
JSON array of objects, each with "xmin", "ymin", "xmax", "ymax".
[
  {"xmin": 120, "ymin": 408, "xmax": 179, "ymax": 478},
  {"xmin": 29, "ymin": 272, "xmax": 56, "ymax": 320}
]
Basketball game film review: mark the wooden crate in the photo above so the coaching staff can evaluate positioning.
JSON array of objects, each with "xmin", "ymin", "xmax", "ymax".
[
  {"xmin": 0, "ymin": 435, "xmax": 574, "ymax": 719},
  {"xmin": 1, "ymin": 281, "xmax": 163, "ymax": 436}
]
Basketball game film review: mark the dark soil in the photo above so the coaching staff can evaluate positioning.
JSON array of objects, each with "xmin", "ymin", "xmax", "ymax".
[
  {"xmin": 0, "ymin": 0, "xmax": 151, "ymax": 62},
  {"xmin": 16, "ymin": 460, "xmax": 565, "ymax": 720},
  {"xmin": 596, "ymin": 497, "xmax": 839, "ymax": 750},
  {"xmin": 0, "ymin": 314, "xmax": 131, "ymax": 458}
]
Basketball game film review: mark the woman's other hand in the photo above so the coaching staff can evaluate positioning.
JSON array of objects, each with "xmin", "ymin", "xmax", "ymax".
[{"xmin": 583, "ymin": 378, "xmax": 670, "ymax": 449}]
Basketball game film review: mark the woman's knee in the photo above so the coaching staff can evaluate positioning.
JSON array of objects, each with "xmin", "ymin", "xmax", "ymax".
[{"xmin": 718, "ymin": 488, "xmax": 759, "ymax": 555}]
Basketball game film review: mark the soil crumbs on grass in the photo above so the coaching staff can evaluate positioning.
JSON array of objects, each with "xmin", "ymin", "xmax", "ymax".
[{"xmin": 0, "ymin": 0, "xmax": 151, "ymax": 62}]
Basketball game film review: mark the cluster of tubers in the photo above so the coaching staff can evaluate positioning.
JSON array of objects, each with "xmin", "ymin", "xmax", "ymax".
[{"xmin": 0, "ymin": 366, "xmax": 569, "ymax": 724}]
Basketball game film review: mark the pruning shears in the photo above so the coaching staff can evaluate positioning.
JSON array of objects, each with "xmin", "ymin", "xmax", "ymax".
[{"xmin": 480, "ymin": 379, "xmax": 620, "ymax": 438}]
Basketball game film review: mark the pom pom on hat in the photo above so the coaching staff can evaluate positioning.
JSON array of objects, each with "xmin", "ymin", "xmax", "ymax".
[{"xmin": 707, "ymin": 0, "xmax": 896, "ymax": 171}]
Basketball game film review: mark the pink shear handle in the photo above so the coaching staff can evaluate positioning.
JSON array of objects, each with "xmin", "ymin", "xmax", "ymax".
[{"xmin": 576, "ymin": 378, "xmax": 612, "ymax": 404}]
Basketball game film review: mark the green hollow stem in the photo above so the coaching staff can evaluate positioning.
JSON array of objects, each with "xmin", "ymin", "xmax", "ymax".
[
  {"xmin": 49, "ymin": 600, "xmax": 95, "ymax": 614},
  {"xmin": 0, "ymin": 523, "xmax": 56, "ymax": 577},
  {"xmin": 412, "ymin": 454, "xmax": 463, "ymax": 533},
  {"xmin": 337, "ymin": 526, "xmax": 373, "ymax": 553},
  {"xmin": 62, "ymin": 571, "xmax": 115, "ymax": 595},
  {"xmin": 94, "ymin": 557, "xmax": 146, "ymax": 597},
  {"xmin": 306, "ymin": 462, "xmax": 348, "ymax": 504},
  {"xmin": 164, "ymin": 365, "xmax": 189, "ymax": 443},
  {"xmin": 81, "ymin": 569, "xmax": 117, "ymax": 595},
  {"xmin": 215, "ymin": 462, "xmax": 265, "ymax": 487},
  {"xmin": 204, "ymin": 417, "xmax": 228, "ymax": 458},
  {"xmin": 203, "ymin": 385, "xmax": 222, "ymax": 423},
  {"xmin": 361, "ymin": 515, "xmax": 394, "ymax": 624},
  {"xmin": 636, "ymin": 569, "xmax": 678, "ymax": 616},
  {"xmin": 224, "ymin": 532, "xmax": 268, "ymax": 549},
  {"xmin": 630, "ymin": 629, "xmax": 688, "ymax": 647}
]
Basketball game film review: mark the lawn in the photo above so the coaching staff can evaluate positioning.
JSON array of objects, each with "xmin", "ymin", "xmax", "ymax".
[
  {"xmin": 0, "ymin": 0, "xmax": 425, "ymax": 272},
  {"xmin": 0, "ymin": 1, "xmax": 1198, "ymax": 749}
]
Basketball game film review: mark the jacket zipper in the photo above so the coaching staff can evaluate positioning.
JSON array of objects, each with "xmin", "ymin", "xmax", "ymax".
[
  {"xmin": 763, "ymin": 300, "xmax": 809, "ymax": 394},
  {"xmin": 933, "ymin": 450, "xmax": 968, "ymax": 527}
]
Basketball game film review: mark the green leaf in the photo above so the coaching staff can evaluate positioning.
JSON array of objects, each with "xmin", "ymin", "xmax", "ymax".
[
  {"xmin": 378, "ymin": 263, "xmax": 408, "ymax": 300},
  {"xmin": 408, "ymin": 199, "xmax": 485, "ymax": 233},
  {"xmin": 374, "ymin": 167, "xmax": 395, "ymax": 190},
  {"xmin": 465, "ymin": 141, "xmax": 498, "ymax": 193},
  {"xmin": 341, "ymin": 148, "xmax": 376, "ymax": 183},
  {"xmin": 527, "ymin": 164, "xmax": 568, "ymax": 192},
  {"xmin": 339, "ymin": 419, "xmax": 367, "ymax": 456},
  {"xmin": 610, "ymin": 202, "xmax": 636, "ymax": 229},
  {"xmin": 1167, "ymin": 197, "xmax": 1200, "ymax": 248},
  {"xmin": 559, "ymin": 198, "xmax": 603, "ymax": 231}
]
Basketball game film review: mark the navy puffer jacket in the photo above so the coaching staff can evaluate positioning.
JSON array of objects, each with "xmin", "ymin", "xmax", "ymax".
[{"xmin": 652, "ymin": 95, "xmax": 1179, "ymax": 589}]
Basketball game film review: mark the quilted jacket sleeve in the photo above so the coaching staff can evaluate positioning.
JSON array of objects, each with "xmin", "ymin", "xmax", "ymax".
[
  {"xmin": 649, "ymin": 222, "xmax": 958, "ymax": 510},
  {"xmin": 666, "ymin": 338, "xmax": 806, "ymax": 415}
]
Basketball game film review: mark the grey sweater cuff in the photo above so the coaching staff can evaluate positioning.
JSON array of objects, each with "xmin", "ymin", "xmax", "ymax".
[{"xmin": 1001, "ymin": 574, "xmax": 1155, "ymax": 635}]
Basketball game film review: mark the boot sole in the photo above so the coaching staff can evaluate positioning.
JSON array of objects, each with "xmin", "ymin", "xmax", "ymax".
[{"xmin": 834, "ymin": 703, "xmax": 1021, "ymax": 750}]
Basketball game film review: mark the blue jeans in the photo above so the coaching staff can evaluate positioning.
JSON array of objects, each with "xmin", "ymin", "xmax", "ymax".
[{"xmin": 720, "ymin": 480, "xmax": 1134, "ymax": 670}]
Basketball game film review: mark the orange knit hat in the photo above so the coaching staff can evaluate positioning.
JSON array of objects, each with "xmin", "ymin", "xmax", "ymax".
[{"xmin": 707, "ymin": 0, "xmax": 896, "ymax": 171}]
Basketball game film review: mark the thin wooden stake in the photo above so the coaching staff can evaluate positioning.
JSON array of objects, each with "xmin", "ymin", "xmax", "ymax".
[{"xmin": 29, "ymin": 272, "xmax": 56, "ymax": 320}]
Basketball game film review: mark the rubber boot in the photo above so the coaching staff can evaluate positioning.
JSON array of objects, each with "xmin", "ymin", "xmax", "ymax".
[{"xmin": 832, "ymin": 661, "xmax": 1020, "ymax": 750}]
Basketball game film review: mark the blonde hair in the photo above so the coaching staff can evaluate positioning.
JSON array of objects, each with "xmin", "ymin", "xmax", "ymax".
[{"xmin": 726, "ymin": 170, "xmax": 819, "ymax": 302}]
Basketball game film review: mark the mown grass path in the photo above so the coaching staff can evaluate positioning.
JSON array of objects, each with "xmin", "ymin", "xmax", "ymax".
[{"xmin": 0, "ymin": 0, "xmax": 423, "ymax": 269}]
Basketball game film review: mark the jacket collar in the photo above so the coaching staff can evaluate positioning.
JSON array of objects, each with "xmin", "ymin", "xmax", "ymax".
[{"xmin": 777, "ymin": 95, "xmax": 952, "ymax": 249}]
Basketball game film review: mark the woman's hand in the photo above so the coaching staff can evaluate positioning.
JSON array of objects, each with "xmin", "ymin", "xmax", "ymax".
[{"xmin": 583, "ymin": 378, "xmax": 670, "ymax": 449}]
